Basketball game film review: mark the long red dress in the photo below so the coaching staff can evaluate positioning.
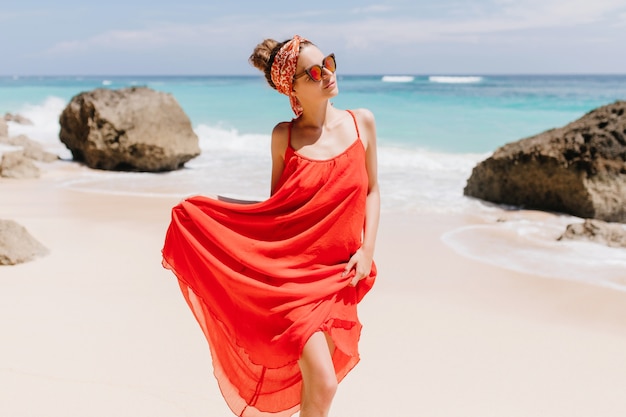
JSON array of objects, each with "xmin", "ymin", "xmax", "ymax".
[{"xmin": 161, "ymin": 110, "xmax": 376, "ymax": 417}]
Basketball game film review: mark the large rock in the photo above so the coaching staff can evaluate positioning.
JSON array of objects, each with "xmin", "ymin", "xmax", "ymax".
[
  {"xmin": 59, "ymin": 87, "xmax": 200, "ymax": 171},
  {"xmin": 464, "ymin": 101, "xmax": 626, "ymax": 222},
  {"xmin": 0, "ymin": 219, "xmax": 48, "ymax": 265}
]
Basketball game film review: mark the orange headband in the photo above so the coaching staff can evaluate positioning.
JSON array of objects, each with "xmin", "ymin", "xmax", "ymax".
[{"xmin": 270, "ymin": 35, "xmax": 309, "ymax": 116}]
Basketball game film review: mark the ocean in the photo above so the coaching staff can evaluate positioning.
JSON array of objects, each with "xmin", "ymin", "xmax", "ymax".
[{"xmin": 1, "ymin": 74, "xmax": 626, "ymax": 289}]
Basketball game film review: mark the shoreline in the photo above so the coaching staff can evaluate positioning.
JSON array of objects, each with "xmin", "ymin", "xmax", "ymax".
[{"xmin": 2, "ymin": 164, "xmax": 626, "ymax": 416}]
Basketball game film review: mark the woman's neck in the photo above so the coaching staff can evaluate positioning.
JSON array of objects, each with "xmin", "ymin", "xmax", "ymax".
[{"xmin": 296, "ymin": 101, "xmax": 338, "ymax": 128}]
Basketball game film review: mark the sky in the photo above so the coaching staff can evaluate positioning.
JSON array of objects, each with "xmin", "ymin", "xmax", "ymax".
[{"xmin": 2, "ymin": 0, "xmax": 626, "ymax": 76}]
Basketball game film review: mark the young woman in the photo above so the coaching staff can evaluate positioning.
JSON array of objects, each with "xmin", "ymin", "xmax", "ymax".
[{"xmin": 162, "ymin": 35, "xmax": 380, "ymax": 417}]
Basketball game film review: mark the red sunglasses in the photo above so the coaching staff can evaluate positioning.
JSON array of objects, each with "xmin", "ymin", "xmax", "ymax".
[{"xmin": 294, "ymin": 54, "xmax": 336, "ymax": 82}]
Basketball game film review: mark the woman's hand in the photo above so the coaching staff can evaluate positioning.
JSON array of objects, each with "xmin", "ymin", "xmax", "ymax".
[{"xmin": 342, "ymin": 247, "xmax": 373, "ymax": 286}]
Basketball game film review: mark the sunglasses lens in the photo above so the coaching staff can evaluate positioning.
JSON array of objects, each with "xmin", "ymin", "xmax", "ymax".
[
  {"xmin": 324, "ymin": 55, "xmax": 336, "ymax": 73},
  {"xmin": 307, "ymin": 65, "xmax": 323, "ymax": 81}
]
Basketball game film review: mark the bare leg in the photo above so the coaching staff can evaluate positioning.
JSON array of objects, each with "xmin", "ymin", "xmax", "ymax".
[{"xmin": 298, "ymin": 332, "xmax": 338, "ymax": 417}]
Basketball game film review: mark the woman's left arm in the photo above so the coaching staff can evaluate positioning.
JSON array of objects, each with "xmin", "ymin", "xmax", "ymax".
[{"xmin": 343, "ymin": 108, "xmax": 380, "ymax": 285}]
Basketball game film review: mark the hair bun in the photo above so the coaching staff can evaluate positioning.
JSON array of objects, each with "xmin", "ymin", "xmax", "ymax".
[{"xmin": 249, "ymin": 39, "xmax": 280, "ymax": 73}]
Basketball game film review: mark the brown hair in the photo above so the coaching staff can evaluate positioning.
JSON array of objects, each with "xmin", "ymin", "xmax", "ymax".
[{"xmin": 249, "ymin": 38, "xmax": 311, "ymax": 89}]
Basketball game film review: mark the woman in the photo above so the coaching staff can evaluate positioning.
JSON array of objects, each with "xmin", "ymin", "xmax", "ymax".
[{"xmin": 162, "ymin": 35, "xmax": 380, "ymax": 417}]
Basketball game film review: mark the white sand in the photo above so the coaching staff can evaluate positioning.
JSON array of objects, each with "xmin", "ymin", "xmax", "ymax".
[{"xmin": 2, "ymin": 162, "xmax": 626, "ymax": 417}]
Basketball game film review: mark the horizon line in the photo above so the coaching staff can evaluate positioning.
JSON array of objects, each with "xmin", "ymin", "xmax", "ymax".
[{"xmin": 2, "ymin": 73, "xmax": 626, "ymax": 78}]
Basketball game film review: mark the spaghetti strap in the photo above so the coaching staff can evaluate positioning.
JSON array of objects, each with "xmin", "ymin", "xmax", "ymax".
[{"xmin": 346, "ymin": 110, "xmax": 361, "ymax": 140}]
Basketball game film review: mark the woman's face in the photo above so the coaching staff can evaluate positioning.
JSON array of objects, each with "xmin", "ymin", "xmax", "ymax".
[{"xmin": 292, "ymin": 45, "xmax": 338, "ymax": 100}]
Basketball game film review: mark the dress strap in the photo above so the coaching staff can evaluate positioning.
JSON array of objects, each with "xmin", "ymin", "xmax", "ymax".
[{"xmin": 345, "ymin": 110, "xmax": 361, "ymax": 140}]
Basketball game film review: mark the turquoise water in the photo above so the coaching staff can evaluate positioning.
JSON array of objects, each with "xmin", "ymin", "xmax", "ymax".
[{"xmin": 2, "ymin": 74, "xmax": 625, "ymax": 153}]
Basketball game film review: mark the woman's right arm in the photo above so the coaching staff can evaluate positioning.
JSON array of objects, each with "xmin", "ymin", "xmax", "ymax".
[{"xmin": 270, "ymin": 122, "xmax": 290, "ymax": 195}]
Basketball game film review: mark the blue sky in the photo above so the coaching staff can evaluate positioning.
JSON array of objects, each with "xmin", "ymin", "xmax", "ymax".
[{"xmin": 2, "ymin": 0, "xmax": 626, "ymax": 75}]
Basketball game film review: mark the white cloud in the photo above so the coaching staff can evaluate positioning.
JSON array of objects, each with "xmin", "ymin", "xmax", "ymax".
[
  {"xmin": 324, "ymin": 0, "xmax": 626, "ymax": 48},
  {"xmin": 47, "ymin": 30, "xmax": 166, "ymax": 54},
  {"xmin": 351, "ymin": 5, "xmax": 393, "ymax": 14},
  {"xmin": 616, "ymin": 12, "xmax": 626, "ymax": 26},
  {"xmin": 42, "ymin": 0, "xmax": 626, "ymax": 58},
  {"xmin": 496, "ymin": 0, "xmax": 624, "ymax": 25},
  {"xmin": 45, "ymin": 21, "xmax": 243, "ymax": 55}
]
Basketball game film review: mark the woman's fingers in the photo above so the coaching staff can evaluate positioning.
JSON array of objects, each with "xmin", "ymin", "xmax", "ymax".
[{"xmin": 343, "ymin": 249, "xmax": 372, "ymax": 286}]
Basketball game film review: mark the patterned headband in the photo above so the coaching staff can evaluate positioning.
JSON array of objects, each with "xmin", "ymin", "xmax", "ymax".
[{"xmin": 270, "ymin": 35, "xmax": 309, "ymax": 116}]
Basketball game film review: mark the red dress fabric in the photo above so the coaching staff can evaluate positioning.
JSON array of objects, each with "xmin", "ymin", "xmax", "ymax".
[{"xmin": 161, "ymin": 110, "xmax": 376, "ymax": 417}]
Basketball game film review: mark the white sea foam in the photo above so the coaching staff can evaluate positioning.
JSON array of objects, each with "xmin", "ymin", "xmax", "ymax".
[
  {"xmin": 102, "ymin": 80, "xmax": 112, "ymax": 86},
  {"xmin": 377, "ymin": 146, "xmax": 488, "ymax": 213},
  {"xmin": 7, "ymin": 96, "xmax": 72, "ymax": 159},
  {"xmin": 381, "ymin": 75, "xmax": 415, "ymax": 83},
  {"xmin": 194, "ymin": 124, "xmax": 269, "ymax": 154},
  {"xmin": 429, "ymin": 76, "xmax": 483, "ymax": 84},
  {"xmin": 442, "ymin": 215, "xmax": 626, "ymax": 292}
]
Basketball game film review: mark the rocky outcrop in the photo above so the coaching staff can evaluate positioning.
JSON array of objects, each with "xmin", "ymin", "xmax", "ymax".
[
  {"xmin": 0, "ymin": 150, "xmax": 40, "ymax": 179},
  {"xmin": 59, "ymin": 87, "xmax": 200, "ymax": 171},
  {"xmin": 0, "ymin": 219, "xmax": 48, "ymax": 265},
  {"xmin": 4, "ymin": 113, "xmax": 33, "ymax": 125},
  {"xmin": 1, "ymin": 135, "xmax": 58, "ymax": 162},
  {"xmin": 464, "ymin": 101, "xmax": 626, "ymax": 222},
  {"xmin": 558, "ymin": 219, "xmax": 626, "ymax": 248},
  {"xmin": 0, "ymin": 127, "xmax": 58, "ymax": 178},
  {"xmin": 0, "ymin": 118, "xmax": 7, "ymax": 138}
]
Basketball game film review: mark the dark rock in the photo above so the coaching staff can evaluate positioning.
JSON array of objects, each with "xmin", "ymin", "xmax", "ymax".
[
  {"xmin": 59, "ymin": 87, "xmax": 200, "ymax": 172},
  {"xmin": 0, "ymin": 219, "xmax": 48, "ymax": 265},
  {"xmin": 464, "ymin": 101, "xmax": 626, "ymax": 222},
  {"xmin": 0, "ymin": 150, "xmax": 40, "ymax": 179},
  {"xmin": 558, "ymin": 219, "xmax": 626, "ymax": 248}
]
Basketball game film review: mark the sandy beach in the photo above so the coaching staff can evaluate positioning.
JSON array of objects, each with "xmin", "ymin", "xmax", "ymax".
[{"xmin": 2, "ymin": 161, "xmax": 626, "ymax": 417}]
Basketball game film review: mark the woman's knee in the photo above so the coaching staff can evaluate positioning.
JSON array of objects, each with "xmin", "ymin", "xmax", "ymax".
[
  {"xmin": 318, "ymin": 373, "xmax": 338, "ymax": 399},
  {"xmin": 300, "ymin": 332, "xmax": 338, "ymax": 395},
  {"xmin": 304, "ymin": 372, "xmax": 337, "ymax": 411}
]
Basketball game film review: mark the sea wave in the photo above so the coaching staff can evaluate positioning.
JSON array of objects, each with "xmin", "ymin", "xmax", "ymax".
[
  {"xmin": 442, "ymin": 216, "xmax": 626, "ymax": 292},
  {"xmin": 7, "ymin": 96, "xmax": 72, "ymax": 158},
  {"xmin": 381, "ymin": 75, "xmax": 415, "ymax": 83},
  {"xmin": 429, "ymin": 76, "xmax": 483, "ymax": 84}
]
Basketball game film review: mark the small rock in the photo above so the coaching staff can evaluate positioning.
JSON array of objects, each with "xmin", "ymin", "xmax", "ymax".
[
  {"xmin": 0, "ymin": 150, "xmax": 40, "ymax": 179},
  {"xmin": 0, "ymin": 118, "xmax": 7, "ymax": 138},
  {"xmin": 558, "ymin": 219, "xmax": 626, "ymax": 248},
  {"xmin": 0, "ymin": 135, "xmax": 58, "ymax": 162},
  {"xmin": 4, "ymin": 113, "xmax": 34, "ymax": 125},
  {"xmin": 0, "ymin": 219, "xmax": 48, "ymax": 265}
]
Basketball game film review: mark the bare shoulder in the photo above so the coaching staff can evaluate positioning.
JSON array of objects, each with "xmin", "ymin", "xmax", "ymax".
[
  {"xmin": 350, "ymin": 108, "xmax": 376, "ymax": 126},
  {"xmin": 273, "ymin": 121, "xmax": 291, "ymax": 134},
  {"xmin": 271, "ymin": 121, "xmax": 291, "ymax": 156},
  {"xmin": 272, "ymin": 121, "xmax": 291, "ymax": 140},
  {"xmin": 350, "ymin": 108, "xmax": 376, "ymax": 149}
]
